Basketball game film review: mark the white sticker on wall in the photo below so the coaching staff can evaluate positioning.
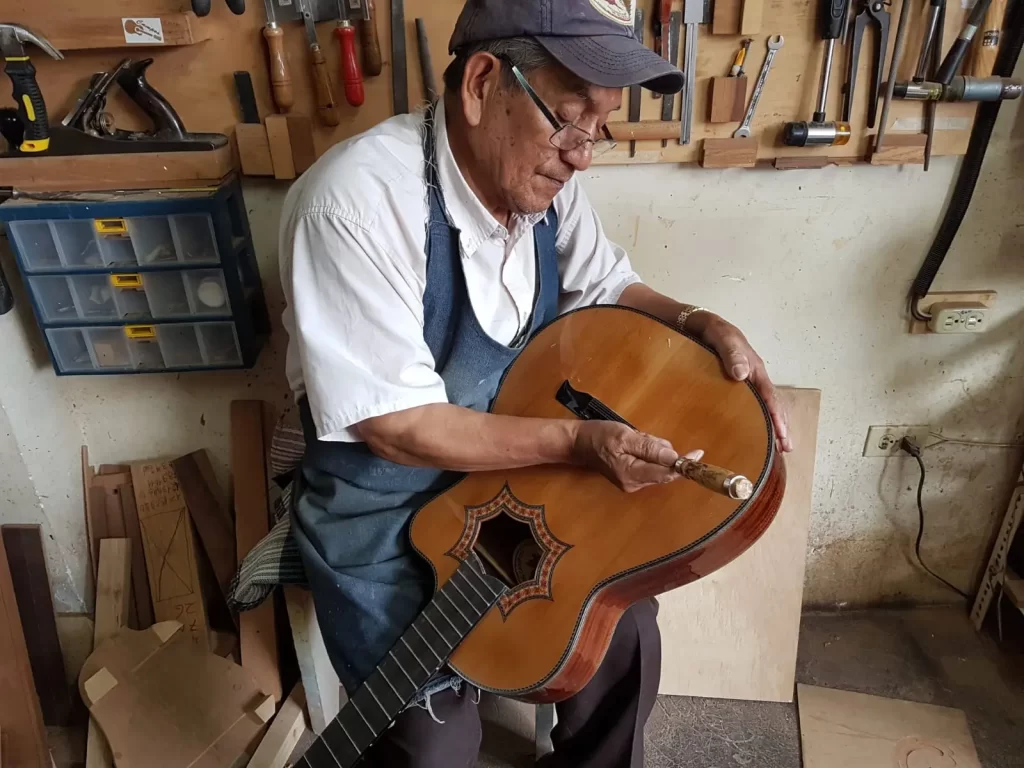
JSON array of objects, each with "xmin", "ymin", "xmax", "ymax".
[
  {"xmin": 891, "ymin": 116, "xmax": 973, "ymax": 132},
  {"xmin": 122, "ymin": 18, "xmax": 165, "ymax": 45}
]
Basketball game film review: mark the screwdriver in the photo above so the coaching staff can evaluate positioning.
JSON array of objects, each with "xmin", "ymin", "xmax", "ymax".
[{"xmin": 730, "ymin": 39, "xmax": 753, "ymax": 77}]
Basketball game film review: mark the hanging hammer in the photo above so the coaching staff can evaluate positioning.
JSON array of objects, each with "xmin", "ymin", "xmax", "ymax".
[{"xmin": 0, "ymin": 24, "xmax": 62, "ymax": 153}]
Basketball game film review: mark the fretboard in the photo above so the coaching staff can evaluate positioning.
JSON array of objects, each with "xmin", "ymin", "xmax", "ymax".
[{"xmin": 296, "ymin": 560, "xmax": 507, "ymax": 768}]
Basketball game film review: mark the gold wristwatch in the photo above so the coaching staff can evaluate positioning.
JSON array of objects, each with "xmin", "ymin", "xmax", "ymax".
[{"xmin": 676, "ymin": 305, "xmax": 709, "ymax": 333}]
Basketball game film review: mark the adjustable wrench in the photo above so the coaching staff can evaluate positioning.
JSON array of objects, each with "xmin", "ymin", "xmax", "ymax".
[{"xmin": 734, "ymin": 35, "xmax": 784, "ymax": 139}]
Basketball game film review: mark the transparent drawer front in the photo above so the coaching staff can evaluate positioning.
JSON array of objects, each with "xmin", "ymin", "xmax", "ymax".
[
  {"xmin": 197, "ymin": 322, "xmax": 242, "ymax": 366},
  {"xmin": 172, "ymin": 214, "xmax": 219, "ymax": 263},
  {"xmin": 157, "ymin": 325, "xmax": 205, "ymax": 368},
  {"xmin": 129, "ymin": 217, "xmax": 177, "ymax": 265},
  {"xmin": 10, "ymin": 221, "xmax": 62, "ymax": 271},
  {"xmin": 184, "ymin": 269, "xmax": 230, "ymax": 315},
  {"xmin": 28, "ymin": 276, "xmax": 78, "ymax": 322},
  {"xmin": 110, "ymin": 278, "xmax": 153, "ymax": 321},
  {"xmin": 69, "ymin": 275, "xmax": 118, "ymax": 320},
  {"xmin": 97, "ymin": 235, "xmax": 137, "ymax": 267},
  {"xmin": 46, "ymin": 328, "xmax": 95, "ymax": 372},
  {"xmin": 127, "ymin": 333, "xmax": 165, "ymax": 370},
  {"xmin": 85, "ymin": 328, "xmax": 132, "ymax": 370},
  {"xmin": 52, "ymin": 221, "xmax": 102, "ymax": 268},
  {"xmin": 144, "ymin": 272, "xmax": 192, "ymax": 318}
]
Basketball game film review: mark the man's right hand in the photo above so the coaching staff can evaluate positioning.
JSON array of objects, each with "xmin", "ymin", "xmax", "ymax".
[{"xmin": 571, "ymin": 421, "xmax": 704, "ymax": 493}]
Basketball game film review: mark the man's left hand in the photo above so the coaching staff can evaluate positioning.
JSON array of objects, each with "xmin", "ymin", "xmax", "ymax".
[{"xmin": 698, "ymin": 315, "xmax": 792, "ymax": 453}]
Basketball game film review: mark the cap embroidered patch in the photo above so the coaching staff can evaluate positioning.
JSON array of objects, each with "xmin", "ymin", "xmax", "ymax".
[{"xmin": 589, "ymin": 0, "xmax": 633, "ymax": 25}]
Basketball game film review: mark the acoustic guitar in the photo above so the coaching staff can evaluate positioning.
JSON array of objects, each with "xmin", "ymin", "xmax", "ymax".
[{"xmin": 298, "ymin": 306, "xmax": 786, "ymax": 768}]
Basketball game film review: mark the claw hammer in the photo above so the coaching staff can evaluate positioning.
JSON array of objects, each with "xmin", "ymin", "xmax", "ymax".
[{"xmin": 0, "ymin": 24, "xmax": 62, "ymax": 153}]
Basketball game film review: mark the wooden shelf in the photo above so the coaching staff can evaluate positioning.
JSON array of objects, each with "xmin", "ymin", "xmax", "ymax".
[
  {"xmin": 42, "ymin": 13, "xmax": 209, "ymax": 51},
  {"xmin": 0, "ymin": 145, "xmax": 234, "ymax": 193}
]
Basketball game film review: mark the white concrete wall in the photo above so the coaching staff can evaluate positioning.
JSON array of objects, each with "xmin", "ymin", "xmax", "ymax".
[{"xmin": 2, "ymin": 104, "xmax": 1022, "ymax": 612}]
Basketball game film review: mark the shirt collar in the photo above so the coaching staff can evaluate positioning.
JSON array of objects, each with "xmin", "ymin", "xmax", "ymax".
[{"xmin": 435, "ymin": 103, "xmax": 547, "ymax": 258}]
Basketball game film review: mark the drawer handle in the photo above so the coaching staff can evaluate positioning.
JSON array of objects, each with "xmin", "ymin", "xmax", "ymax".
[
  {"xmin": 94, "ymin": 218, "xmax": 127, "ymax": 236},
  {"xmin": 111, "ymin": 274, "xmax": 143, "ymax": 288},
  {"xmin": 125, "ymin": 325, "xmax": 155, "ymax": 339}
]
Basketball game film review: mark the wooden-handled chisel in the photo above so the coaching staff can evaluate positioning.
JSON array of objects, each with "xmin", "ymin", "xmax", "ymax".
[
  {"xmin": 298, "ymin": 0, "xmax": 340, "ymax": 125},
  {"xmin": 335, "ymin": 0, "xmax": 368, "ymax": 106},
  {"xmin": 261, "ymin": 0, "xmax": 293, "ymax": 112},
  {"xmin": 360, "ymin": 0, "xmax": 383, "ymax": 77}
]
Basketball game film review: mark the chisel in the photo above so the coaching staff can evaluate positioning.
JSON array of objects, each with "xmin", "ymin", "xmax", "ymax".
[
  {"xmin": 261, "ymin": 0, "xmax": 293, "ymax": 112},
  {"xmin": 298, "ymin": 0, "xmax": 340, "ymax": 125},
  {"xmin": 335, "ymin": 0, "xmax": 368, "ymax": 107},
  {"xmin": 360, "ymin": 0, "xmax": 383, "ymax": 77},
  {"xmin": 628, "ymin": 9, "xmax": 645, "ymax": 157},
  {"xmin": 392, "ymin": 0, "xmax": 408, "ymax": 114}
]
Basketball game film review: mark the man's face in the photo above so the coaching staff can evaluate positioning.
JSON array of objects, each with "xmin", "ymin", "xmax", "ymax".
[{"xmin": 472, "ymin": 60, "xmax": 622, "ymax": 216}]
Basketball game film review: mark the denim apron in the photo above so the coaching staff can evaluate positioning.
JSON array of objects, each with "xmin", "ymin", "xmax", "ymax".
[{"xmin": 292, "ymin": 105, "xmax": 561, "ymax": 694}]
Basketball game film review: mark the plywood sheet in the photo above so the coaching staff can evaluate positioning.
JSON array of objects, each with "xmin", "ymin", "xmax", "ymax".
[
  {"xmin": 658, "ymin": 387, "xmax": 820, "ymax": 701},
  {"xmin": 12, "ymin": 0, "xmax": 974, "ymax": 169},
  {"xmin": 797, "ymin": 684, "xmax": 982, "ymax": 768}
]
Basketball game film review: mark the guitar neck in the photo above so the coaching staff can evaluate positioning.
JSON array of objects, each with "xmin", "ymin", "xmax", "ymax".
[{"xmin": 296, "ymin": 560, "xmax": 507, "ymax": 768}]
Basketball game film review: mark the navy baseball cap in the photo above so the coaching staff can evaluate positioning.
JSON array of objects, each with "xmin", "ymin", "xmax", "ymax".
[{"xmin": 449, "ymin": 0, "xmax": 684, "ymax": 94}]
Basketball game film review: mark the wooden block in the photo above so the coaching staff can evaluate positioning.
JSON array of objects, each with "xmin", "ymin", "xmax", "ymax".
[
  {"xmin": 117, "ymin": 483, "xmax": 155, "ymax": 629},
  {"xmin": 172, "ymin": 450, "xmax": 236, "ymax": 597},
  {"xmin": 90, "ymin": 473, "xmax": 131, "ymax": 490},
  {"xmin": 285, "ymin": 587, "xmax": 341, "ymax": 734},
  {"xmin": 248, "ymin": 684, "xmax": 309, "ymax": 768},
  {"xmin": 709, "ymin": 76, "xmax": 747, "ymax": 123},
  {"xmin": 740, "ymin": 0, "xmax": 763, "ymax": 34},
  {"xmin": 130, "ymin": 463, "xmax": 210, "ymax": 650},
  {"xmin": 0, "ymin": 526, "xmax": 50, "ymax": 768},
  {"xmin": 265, "ymin": 115, "xmax": 296, "ymax": 180},
  {"xmin": 659, "ymin": 389, "xmax": 820, "ymax": 701},
  {"xmin": 606, "ymin": 120, "xmax": 682, "ymax": 142},
  {"xmin": 909, "ymin": 290, "xmax": 997, "ymax": 334},
  {"xmin": 233, "ymin": 401, "xmax": 282, "ymax": 703},
  {"xmin": 86, "ymin": 486, "xmax": 109, "ymax": 580},
  {"xmin": 102, "ymin": 487, "xmax": 126, "ymax": 539},
  {"xmin": 774, "ymin": 156, "xmax": 833, "ymax": 170},
  {"xmin": 87, "ymin": 538, "xmax": 132, "ymax": 768},
  {"xmin": 713, "ymin": 0, "xmax": 742, "ymax": 34},
  {"xmin": 869, "ymin": 133, "xmax": 927, "ymax": 166},
  {"xmin": 700, "ymin": 137, "xmax": 759, "ymax": 168},
  {"xmin": 0, "ymin": 145, "xmax": 233, "ymax": 193},
  {"xmin": 798, "ymin": 685, "xmax": 982, "ymax": 767},
  {"xmin": 235, "ymin": 124, "xmax": 275, "ymax": 177},
  {"xmin": 1, "ymin": 525, "xmax": 73, "ymax": 726},
  {"xmin": 98, "ymin": 465, "xmax": 129, "ymax": 475},
  {"xmin": 43, "ymin": 13, "xmax": 209, "ymax": 50},
  {"xmin": 79, "ymin": 622, "xmax": 270, "ymax": 768},
  {"xmin": 286, "ymin": 115, "xmax": 317, "ymax": 174},
  {"xmin": 56, "ymin": 614, "xmax": 95, "ymax": 687}
]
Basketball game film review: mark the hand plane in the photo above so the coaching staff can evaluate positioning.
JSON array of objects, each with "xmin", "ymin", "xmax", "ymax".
[{"xmin": 0, "ymin": 58, "xmax": 227, "ymax": 157}]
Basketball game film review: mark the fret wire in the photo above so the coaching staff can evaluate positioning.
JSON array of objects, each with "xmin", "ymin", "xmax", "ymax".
[
  {"xmin": 399, "ymin": 636, "xmax": 431, "ymax": 673},
  {"xmin": 461, "ymin": 562, "xmax": 499, "ymax": 598},
  {"xmin": 432, "ymin": 598, "xmax": 462, "ymax": 633},
  {"xmin": 439, "ymin": 588, "xmax": 472, "ymax": 624},
  {"xmin": 350, "ymin": 699, "xmax": 372, "ymax": 731},
  {"xmin": 388, "ymin": 650, "xmax": 418, "ymax": 686},
  {"xmin": 411, "ymin": 622, "xmax": 443, "ymax": 662},
  {"xmin": 453, "ymin": 567, "xmax": 489, "ymax": 604},
  {"xmin": 363, "ymin": 679, "xmax": 388, "ymax": 717},
  {"xmin": 447, "ymin": 575, "xmax": 482, "ymax": 614},
  {"xmin": 378, "ymin": 666, "xmax": 402, "ymax": 698},
  {"xmin": 320, "ymin": 729, "xmax": 344, "ymax": 763},
  {"xmin": 336, "ymin": 718, "xmax": 360, "ymax": 754},
  {"xmin": 301, "ymin": 738, "xmax": 338, "ymax": 768},
  {"xmin": 422, "ymin": 610, "xmax": 449, "ymax": 644}
]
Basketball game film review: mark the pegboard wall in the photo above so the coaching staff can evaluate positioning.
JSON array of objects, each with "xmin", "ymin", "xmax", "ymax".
[{"xmin": 10, "ymin": 0, "xmax": 977, "ymax": 169}]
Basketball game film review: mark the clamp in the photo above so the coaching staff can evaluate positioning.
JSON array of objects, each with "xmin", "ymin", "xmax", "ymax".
[
  {"xmin": 0, "ymin": 24, "xmax": 63, "ymax": 153},
  {"xmin": 843, "ymin": 0, "xmax": 891, "ymax": 128}
]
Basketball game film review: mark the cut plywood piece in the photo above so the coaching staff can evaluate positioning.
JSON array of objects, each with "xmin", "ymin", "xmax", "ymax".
[
  {"xmin": 79, "ymin": 622, "xmax": 272, "ymax": 768},
  {"xmin": 658, "ymin": 387, "xmax": 820, "ymax": 701},
  {"xmin": 701, "ymin": 137, "xmax": 758, "ymax": 168},
  {"xmin": 248, "ymin": 684, "xmax": 308, "ymax": 768},
  {"xmin": 265, "ymin": 115, "xmax": 296, "ymax": 180},
  {"xmin": 131, "ymin": 463, "xmax": 209, "ymax": 650},
  {"xmin": 233, "ymin": 401, "xmax": 282, "ymax": 703},
  {"xmin": 41, "ymin": 13, "xmax": 209, "ymax": 50},
  {"xmin": 172, "ymin": 450, "xmax": 236, "ymax": 597},
  {"xmin": 235, "ymin": 124, "xmax": 274, "ymax": 177},
  {"xmin": 284, "ymin": 587, "xmax": 342, "ymax": 734},
  {"xmin": 797, "ymin": 684, "xmax": 982, "ymax": 768},
  {"xmin": 869, "ymin": 133, "xmax": 927, "ymax": 165},
  {"xmin": 0, "ymin": 526, "xmax": 49, "ymax": 768},
  {"xmin": 117, "ymin": 483, "xmax": 155, "ymax": 629}
]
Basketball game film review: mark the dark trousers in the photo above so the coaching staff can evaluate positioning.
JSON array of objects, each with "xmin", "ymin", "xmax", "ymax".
[{"xmin": 362, "ymin": 600, "xmax": 661, "ymax": 768}]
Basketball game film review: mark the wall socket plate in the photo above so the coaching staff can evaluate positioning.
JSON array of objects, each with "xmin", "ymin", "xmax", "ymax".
[{"xmin": 863, "ymin": 425, "xmax": 933, "ymax": 457}]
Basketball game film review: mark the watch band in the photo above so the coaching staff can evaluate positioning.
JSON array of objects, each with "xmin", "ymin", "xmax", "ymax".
[{"xmin": 676, "ymin": 305, "xmax": 709, "ymax": 332}]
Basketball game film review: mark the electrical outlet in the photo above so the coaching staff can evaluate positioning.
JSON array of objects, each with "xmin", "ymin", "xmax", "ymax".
[
  {"xmin": 927, "ymin": 302, "xmax": 990, "ymax": 334},
  {"xmin": 863, "ymin": 425, "xmax": 933, "ymax": 457}
]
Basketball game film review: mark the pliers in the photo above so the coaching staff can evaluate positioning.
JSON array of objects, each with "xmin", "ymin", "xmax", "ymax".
[{"xmin": 844, "ymin": 0, "xmax": 891, "ymax": 128}]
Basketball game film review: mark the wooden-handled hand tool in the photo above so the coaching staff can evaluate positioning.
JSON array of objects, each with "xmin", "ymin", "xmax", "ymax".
[
  {"xmin": 299, "ymin": 0, "xmax": 340, "ymax": 126},
  {"xmin": 360, "ymin": 0, "xmax": 383, "ymax": 77},
  {"xmin": 673, "ymin": 458, "xmax": 754, "ymax": 500},
  {"xmin": 970, "ymin": 0, "xmax": 1008, "ymax": 77},
  {"xmin": 261, "ymin": 0, "xmax": 293, "ymax": 112},
  {"xmin": 335, "ymin": 0, "xmax": 369, "ymax": 107},
  {"xmin": 0, "ymin": 24, "xmax": 63, "ymax": 153}
]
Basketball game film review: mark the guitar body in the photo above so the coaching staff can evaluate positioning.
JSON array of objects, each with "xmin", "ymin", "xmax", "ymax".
[{"xmin": 409, "ymin": 306, "xmax": 785, "ymax": 703}]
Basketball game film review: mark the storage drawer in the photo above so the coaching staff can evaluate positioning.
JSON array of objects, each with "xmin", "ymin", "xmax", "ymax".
[
  {"xmin": 8, "ymin": 221, "xmax": 63, "ymax": 271},
  {"xmin": 171, "ymin": 214, "xmax": 220, "ymax": 264},
  {"xmin": 45, "ymin": 322, "xmax": 243, "ymax": 374}
]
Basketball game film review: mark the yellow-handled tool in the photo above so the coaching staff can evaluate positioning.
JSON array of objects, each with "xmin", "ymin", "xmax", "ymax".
[{"xmin": 0, "ymin": 23, "xmax": 62, "ymax": 153}]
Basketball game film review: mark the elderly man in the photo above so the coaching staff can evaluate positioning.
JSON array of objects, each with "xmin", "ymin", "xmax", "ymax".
[{"xmin": 280, "ymin": 1, "xmax": 790, "ymax": 765}]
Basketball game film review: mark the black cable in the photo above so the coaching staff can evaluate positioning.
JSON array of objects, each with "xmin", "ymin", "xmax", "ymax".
[{"xmin": 900, "ymin": 437, "xmax": 971, "ymax": 599}]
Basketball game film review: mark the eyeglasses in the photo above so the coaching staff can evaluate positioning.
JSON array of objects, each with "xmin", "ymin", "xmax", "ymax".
[{"xmin": 506, "ymin": 62, "xmax": 617, "ymax": 159}]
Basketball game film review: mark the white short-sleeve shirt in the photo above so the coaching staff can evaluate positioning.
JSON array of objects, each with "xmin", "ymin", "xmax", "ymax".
[{"xmin": 280, "ymin": 103, "xmax": 642, "ymax": 443}]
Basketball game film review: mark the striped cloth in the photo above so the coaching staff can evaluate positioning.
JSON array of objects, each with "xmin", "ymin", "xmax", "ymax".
[{"xmin": 227, "ymin": 414, "xmax": 309, "ymax": 611}]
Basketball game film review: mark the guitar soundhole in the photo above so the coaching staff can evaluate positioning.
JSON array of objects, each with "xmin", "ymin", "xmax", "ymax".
[{"xmin": 446, "ymin": 484, "xmax": 572, "ymax": 619}]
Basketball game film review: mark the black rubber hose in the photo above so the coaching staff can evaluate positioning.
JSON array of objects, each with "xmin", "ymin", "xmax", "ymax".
[{"xmin": 910, "ymin": 0, "xmax": 1024, "ymax": 320}]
